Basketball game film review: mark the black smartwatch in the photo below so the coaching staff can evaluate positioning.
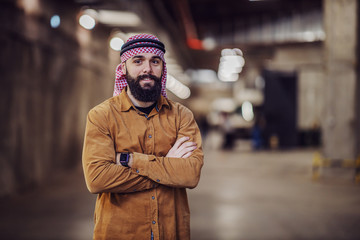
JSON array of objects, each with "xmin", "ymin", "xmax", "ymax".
[{"xmin": 120, "ymin": 152, "xmax": 130, "ymax": 167}]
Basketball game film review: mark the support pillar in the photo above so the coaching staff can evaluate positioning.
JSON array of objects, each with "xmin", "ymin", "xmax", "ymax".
[
  {"xmin": 313, "ymin": 0, "xmax": 360, "ymax": 182},
  {"xmin": 322, "ymin": 0, "xmax": 359, "ymax": 160}
]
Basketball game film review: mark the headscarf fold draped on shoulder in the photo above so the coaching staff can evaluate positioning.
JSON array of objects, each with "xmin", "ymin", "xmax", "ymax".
[{"xmin": 113, "ymin": 34, "xmax": 167, "ymax": 98}]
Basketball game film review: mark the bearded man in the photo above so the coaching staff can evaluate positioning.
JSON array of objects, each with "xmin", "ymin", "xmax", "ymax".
[{"xmin": 82, "ymin": 34, "xmax": 204, "ymax": 240}]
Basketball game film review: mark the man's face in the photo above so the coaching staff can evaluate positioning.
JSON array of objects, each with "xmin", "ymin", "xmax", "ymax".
[{"xmin": 123, "ymin": 52, "xmax": 164, "ymax": 102}]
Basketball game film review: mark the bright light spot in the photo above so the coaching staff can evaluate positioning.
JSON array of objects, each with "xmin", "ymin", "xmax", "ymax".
[
  {"xmin": 109, "ymin": 37, "xmax": 124, "ymax": 51},
  {"xmin": 241, "ymin": 101, "xmax": 254, "ymax": 121},
  {"xmin": 303, "ymin": 31, "xmax": 316, "ymax": 42},
  {"xmin": 17, "ymin": 0, "xmax": 40, "ymax": 15},
  {"xmin": 218, "ymin": 48, "xmax": 245, "ymax": 82},
  {"xmin": 220, "ymin": 55, "xmax": 245, "ymax": 71},
  {"xmin": 79, "ymin": 14, "xmax": 96, "ymax": 30},
  {"xmin": 50, "ymin": 15, "xmax": 60, "ymax": 28},
  {"xmin": 166, "ymin": 75, "xmax": 191, "ymax": 99},
  {"xmin": 221, "ymin": 48, "xmax": 234, "ymax": 56},
  {"xmin": 218, "ymin": 71, "xmax": 239, "ymax": 82},
  {"xmin": 97, "ymin": 10, "xmax": 141, "ymax": 27},
  {"xmin": 202, "ymin": 37, "xmax": 216, "ymax": 51},
  {"xmin": 232, "ymin": 48, "xmax": 243, "ymax": 56}
]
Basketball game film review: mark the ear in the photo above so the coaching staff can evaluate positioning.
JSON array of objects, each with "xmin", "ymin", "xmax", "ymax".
[{"xmin": 121, "ymin": 62, "xmax": 127, "ymax": 74}]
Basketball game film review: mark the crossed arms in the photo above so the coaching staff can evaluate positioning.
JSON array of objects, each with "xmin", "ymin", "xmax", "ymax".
[
  {"xmin": 82, "ymin": 106, "xmax": 204, "ymax": 194},
  {"xmin": 116, "ymin": 136, "xmax": 197, "ymax": 167}
]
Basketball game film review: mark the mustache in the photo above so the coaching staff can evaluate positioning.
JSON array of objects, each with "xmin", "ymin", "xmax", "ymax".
[{"xmin": 137, "ymin": 74, "xmax": 161, "ymax": 82}]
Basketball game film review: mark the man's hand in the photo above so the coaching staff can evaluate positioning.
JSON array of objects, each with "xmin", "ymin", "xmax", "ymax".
[{"xmin": 166, "ymin": 136, "xmax": 197, "ymax": 158}]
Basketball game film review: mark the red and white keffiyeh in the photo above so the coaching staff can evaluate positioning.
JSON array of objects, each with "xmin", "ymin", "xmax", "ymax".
[{"xmin": 113, "ymin": 34, "xmax": 167, "ymax": 98}]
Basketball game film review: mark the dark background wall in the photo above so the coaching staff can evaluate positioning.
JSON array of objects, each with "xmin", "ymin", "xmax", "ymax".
[
  {"xmin": 0, "ymin": 1, "xmax": 115, "ymax": 196},
  {"xmin": 262, "ymin": 69, "xmax": 298, "ymax": 149}
]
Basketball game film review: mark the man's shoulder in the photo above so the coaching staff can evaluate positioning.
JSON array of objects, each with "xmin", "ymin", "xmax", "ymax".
[
  {"xmin": 89, "ymin": 98, "xmax": 110, "ymax": 113},
  {"xmin": 164, "ymin": 98, "xmax": 193, "ymax": 115},
  {"xmin": 88, "ymin": 96, "xmax": 119, "ymax": 117}
]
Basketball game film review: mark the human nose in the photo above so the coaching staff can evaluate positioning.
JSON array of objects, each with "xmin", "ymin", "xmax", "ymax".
[{"xmin": 142, "ymin": 61, "xmax": 152, "ymax": 74}]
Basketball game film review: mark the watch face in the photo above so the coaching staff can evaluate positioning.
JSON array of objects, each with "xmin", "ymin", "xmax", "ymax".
[{"xmin": 120, "ymin": 153, "xmax": 129, "ymax": 166}]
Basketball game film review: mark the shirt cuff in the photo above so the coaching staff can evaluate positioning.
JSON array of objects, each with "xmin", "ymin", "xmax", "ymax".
[{"xmin": 131, "ymin": 152, "xmax": 156, "ymax": 176}]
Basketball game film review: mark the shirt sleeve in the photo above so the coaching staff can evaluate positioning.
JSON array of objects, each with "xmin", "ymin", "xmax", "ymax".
[
  {"xmin": 131, "ymin": 105, "xmax": 204, "ymax": 189},
  {"xmin": 82, "ymin": 108, "xmax": 158, "ymax": 194}
]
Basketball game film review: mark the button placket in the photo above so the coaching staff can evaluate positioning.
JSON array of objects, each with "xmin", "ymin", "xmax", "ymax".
[
  {"xmin": 145, "ymin": 118, "xmax": 155, "ymax": 154},
  {"xmin": 149, "ymin": 188, "xmax": 159, "ymax": 239}
]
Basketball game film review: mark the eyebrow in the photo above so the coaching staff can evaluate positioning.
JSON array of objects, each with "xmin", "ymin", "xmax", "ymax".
[{"xmin": 131, "ymin": 55, "xmax": 162, "ymax": 60}]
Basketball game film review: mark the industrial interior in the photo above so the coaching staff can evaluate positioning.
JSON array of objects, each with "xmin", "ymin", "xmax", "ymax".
[{"xmin": 0, "ymin": 0, "xmax": 359, "ymax": 239}]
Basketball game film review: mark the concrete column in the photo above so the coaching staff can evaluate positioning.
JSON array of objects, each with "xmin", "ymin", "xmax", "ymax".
[{"xmin": 322, "ymin": 0, "xmax": 359, "ymax": 160}]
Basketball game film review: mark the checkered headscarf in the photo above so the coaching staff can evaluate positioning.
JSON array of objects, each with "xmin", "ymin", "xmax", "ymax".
[{"xmin": 113, "ymin": 34, "xmax": 167, "ymax": 98}]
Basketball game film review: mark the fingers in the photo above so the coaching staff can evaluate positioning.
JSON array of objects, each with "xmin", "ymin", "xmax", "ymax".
[
  {"xmin": 172, "ymin": 136, "xmax": 190, "ymax": 150},
  {"xmin": 182, "ymin": 151, "xmax": 193, "ymax": 158},
  {"xmin": 179, "ymin": 144, "xmax": 197, "ymax": 158},
  {"xmin": 166, "ymin": 136, "xmax": 198, "ymax": 158},
  {"xmin": 174, "ymin": 140, "xmax": 197, "ymax": 158},
  {"xmin": 177, "ymin": 141, "xmax": 197, "ymax": 155}
]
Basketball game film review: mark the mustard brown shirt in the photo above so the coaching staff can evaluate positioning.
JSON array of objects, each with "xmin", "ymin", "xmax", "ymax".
[{"xmin": 82, "ymin": 90, "xmax": 204, "ymax": 240}]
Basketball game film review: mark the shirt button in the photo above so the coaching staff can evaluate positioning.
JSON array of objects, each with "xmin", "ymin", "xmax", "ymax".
[
  {"xmin": 152, "ymin": 221, "xmax": 156, "ymax": 224},
  {"xmin": 156, "ymin": 179, "xmax": 160, "ymax": 182},
  {"xmin": 149, "ymin": 135, "xmax": 152, "ymax": 138},
  {"xmin": 152, "ymin": 196, "xmax": 155, "ymax": 200}
]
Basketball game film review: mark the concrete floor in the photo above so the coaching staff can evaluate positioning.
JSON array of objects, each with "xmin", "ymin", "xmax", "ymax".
[
  {"xmin": 1, "ymin": 141, "xmax": 360, "ymax": 240},
  {"xmin": 189, "ymin": 146, "xmax": 360, "ymax": 240}
]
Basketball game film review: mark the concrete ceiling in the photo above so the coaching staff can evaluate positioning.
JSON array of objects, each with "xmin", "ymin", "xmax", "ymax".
[{"xmin": 74, "ymin": 0, "xmax": 323, "ymax": 71}]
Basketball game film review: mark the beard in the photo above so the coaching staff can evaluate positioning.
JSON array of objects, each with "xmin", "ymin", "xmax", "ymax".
[{"xmin": 126, "ymin": 72, "xmax": 162, "ymax": 102}]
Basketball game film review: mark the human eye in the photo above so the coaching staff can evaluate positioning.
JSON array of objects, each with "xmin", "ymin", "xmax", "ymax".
[
  {"xmin": 151, "ymin": 58, "xmax": 162, "ymax": 65},
  {"xmin": 133, "ymin": 59, "xmax": 142, "ymax": 64}
]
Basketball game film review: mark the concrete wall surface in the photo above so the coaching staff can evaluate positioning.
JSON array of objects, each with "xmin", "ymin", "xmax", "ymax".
[
  {"xmin": 322, "ymin": 0, "xmax": 359, "ymax": 159},
  {"xmin": 0, "ymin": 1, "xmax": 115, "ymax": 196}
]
